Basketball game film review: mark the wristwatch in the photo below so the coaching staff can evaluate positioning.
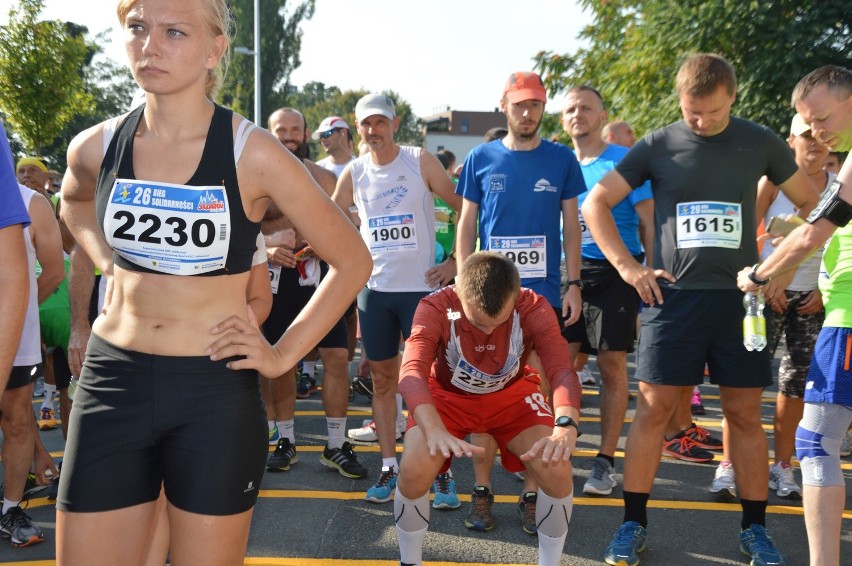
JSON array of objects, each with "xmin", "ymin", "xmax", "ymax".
[
  {"xmin": 567, "ymin": 279, "xmax": 584, "ymax": 290},
  {"xmin": 554, "ymin": 415, "xmax": 581, "ymax": 435},
  {"xmin": 747, "ymin": 263, "xmax": 770, "ymax": 286}
]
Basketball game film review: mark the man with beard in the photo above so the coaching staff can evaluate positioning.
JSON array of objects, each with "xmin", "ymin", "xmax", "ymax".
[
  {"xmin": 454, "ymin": 71, "xmax": 585, "ymax": 533},
  {"xmin": 261, "ymin": 108, "xmax": 367, "ymax": 480}
]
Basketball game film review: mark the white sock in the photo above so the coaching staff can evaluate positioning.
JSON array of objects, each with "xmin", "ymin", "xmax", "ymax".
[
  {"xmin": 41, "ymin": 384, "xmax": 57, "ymax": 411},
  {"xmin": 326, "ymin": 417, "xmax": 347, "ymax": 449},
  {"xmin": 536, "ymin": 489, "xmax": 573, "ymax": 566},
  {"xmin": 394, "ymin": 486, "xmax": 430, "ymax": 566},
  {"xmin": 2, "ymin": 498, "xmax": 21, "ymax": 515},
  {"xmin": 382, "ymin": 457, "xmax": 399, "ymax": 473},
  {"xmin": 396, "ymin": 393, "xmax": 404, "ymax": 418},
  {"xmin": 277, "ymin": 419, "xmax": 295, "ymax": 443},
  {"xmin": 301, "ymin": 361, "xmax": 316, "ymax": 377}
]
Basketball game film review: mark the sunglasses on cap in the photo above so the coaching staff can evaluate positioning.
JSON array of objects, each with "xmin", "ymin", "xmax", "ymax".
[{"xmin": 319, "ymin": 129, "xmax": 339, "ymax": 140}]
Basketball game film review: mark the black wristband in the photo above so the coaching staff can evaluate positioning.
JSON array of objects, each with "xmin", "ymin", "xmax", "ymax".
[{"xmin": 747, "ymin": 263, "xmax": 770, "ymax": 286}]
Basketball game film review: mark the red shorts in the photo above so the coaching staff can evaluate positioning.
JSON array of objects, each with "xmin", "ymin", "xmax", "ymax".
[{"xmin": 421, "ymin": 370, "xmax": 554, "ymax": 473}]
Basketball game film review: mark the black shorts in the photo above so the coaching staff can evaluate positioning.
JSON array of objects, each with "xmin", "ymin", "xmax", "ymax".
[
  {"xmin": 262, "ymin": 263, "xmax": 348, "ymax": 349},
  {"xmin": 49, "ymin": 347, "xmax": 72, "ymax": 390},
  {"xmin": 57, "ymin": 333, "xmax": 267, "ymax": 515},
  {"xmin": 635, "ymin": 288, "xmax": 772, "ymax": 388},
  {"xmin": 6, "ymin": 363, "xmax": 42, "ymax": 390},
  {"xmin": 579, "ymin": 259, "xmax": 640, "ymax": 352}
]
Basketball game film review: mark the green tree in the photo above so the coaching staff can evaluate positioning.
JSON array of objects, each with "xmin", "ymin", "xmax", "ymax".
[
  {"xmin": 0, "ymin": 0, "xmax": 93, "ymax": 157},
  {"xmin": 535, "ymin": 1, "xmax": 850, "ymax": 138},
  {"xmin": 221, "ymin": 0, "xmax": 316, "ymax": 123}
]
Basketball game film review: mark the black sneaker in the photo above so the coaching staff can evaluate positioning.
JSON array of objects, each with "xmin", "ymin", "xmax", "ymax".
[
  {"xmin": 464, "ymin": 485, "xmax": 494, "ymax": 531},
  {"xmin": 517, "ymin": 491, "xmax": 537, "ymax": 535},
  {"xmin": 352, "ymin": 375, "xmax": 374, "ymax": 399},
  {"xmin": 296, "ymin": 373, "xmax": 318, "ymax": 398},
  {"xmin": 266, "ymin": 438, "xmax": 298, "ymax": 472},
  {"xmin": 0, "ymin": 506, "xmax": 44, "ymax": 547},
  {"xmin": 320, "ymin": 441, "xmax": 368, "ymax": 478}
]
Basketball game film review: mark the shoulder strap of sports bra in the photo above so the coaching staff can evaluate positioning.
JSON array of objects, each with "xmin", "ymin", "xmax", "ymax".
[{"xmin": 234, "ymin": 118, "xmax": 256, "ymax": 165}]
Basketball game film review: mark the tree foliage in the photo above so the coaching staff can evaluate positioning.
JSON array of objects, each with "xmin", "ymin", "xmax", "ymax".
[
  {"xmin": 0, "ymin": 0, "xmax": 93, "ymax": 156},
  {"xmin": 535, "ymin": 0, "xmax": 850, "ymax": 138},
  {"xmin": 220, "ymin": 0, "xmax": 316, "ymax": 123}
]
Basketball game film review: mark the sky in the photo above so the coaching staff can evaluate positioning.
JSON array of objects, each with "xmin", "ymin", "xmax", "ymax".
[{"xmin": 0, "ymin": 0, "xmax": 592, "ymax": 117}]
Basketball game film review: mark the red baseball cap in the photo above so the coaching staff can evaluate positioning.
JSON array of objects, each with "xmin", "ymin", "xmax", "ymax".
[{"xmin": 503, "ymin": 72, "xmax": 547, "ymax": 103}]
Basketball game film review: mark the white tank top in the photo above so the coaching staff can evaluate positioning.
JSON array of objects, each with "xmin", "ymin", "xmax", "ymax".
[
  {"xmin": 15, "ymin": 185, "xmax": 42, "ymax": 366},
  {"xmin": 350, "ymin": 146, "xmax": 436, "ymax": 292},
  {"xmin": 762, "ymin": 171, "xmax": 836, "ymax": 292}
]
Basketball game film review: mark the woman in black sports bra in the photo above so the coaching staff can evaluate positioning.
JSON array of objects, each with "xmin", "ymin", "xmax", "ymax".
[{"xmin": 57, "ymin": 1, "xmax": 371, "ymax": 564}]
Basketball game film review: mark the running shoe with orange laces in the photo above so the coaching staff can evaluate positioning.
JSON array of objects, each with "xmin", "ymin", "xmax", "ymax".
[
  {"xmin": 662, "ymin": 431, "xmax": 714, "ymax": 463},
  {"xmin": 684, "ymin": 422, "xmax": 723, "ymax": 450}
]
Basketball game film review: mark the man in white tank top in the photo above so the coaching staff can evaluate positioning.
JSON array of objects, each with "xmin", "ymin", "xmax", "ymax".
[
  {"xmin": 332, "ymin": 93, "xmax": 462, "ymax": 504},
  {"xmin": 0, "ymin": 185, "xmax": 63, "ymax": 548}
]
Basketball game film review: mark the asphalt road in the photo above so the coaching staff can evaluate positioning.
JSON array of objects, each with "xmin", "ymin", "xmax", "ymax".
[{"xmin": 2, "ymin": 352, "xmax": 851, "ymax": 566}]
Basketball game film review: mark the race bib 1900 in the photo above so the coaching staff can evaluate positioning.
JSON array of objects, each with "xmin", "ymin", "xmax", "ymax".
[
  {"xmin": 104, "ymin": 179, "xmax": 230, "ymax": 275},
  {"xmin": 675, "ymin": 201, "xmax": 742, "ymax": 249},
  {"xmin": 366, "ymin": 213, "xmax": 417, "ymax": 252}
]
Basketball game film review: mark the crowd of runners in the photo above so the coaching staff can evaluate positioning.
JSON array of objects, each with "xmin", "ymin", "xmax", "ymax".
[{"xmin": 0, "ymin": 1, "xmax": 850, "ymax": 566}]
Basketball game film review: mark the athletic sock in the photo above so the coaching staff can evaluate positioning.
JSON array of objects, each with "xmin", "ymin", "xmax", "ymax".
[
  {"xmin": 623, "ymin": 491, "xmax": 650, "ymax": 528},
  {"xmin": 536, "ymin": 489, "xmax": 572, "ymax": 565},
  {"xmin": 41, "ymin": 384, "xmax": 57, "ymax": 411},
  {"xmin": 383, "ymin": 457, "xmax": 399, "ymax": 474},
  {"xmin": 326, "ymin": 417, "xmax": 347, "ymax": 449},
  {"xmin": 595, "ymin": 452, "xmax": 615, "ymax": 468},
  {"xmin": 394, "ymin": 486, "xmax": 430, "ymax": 566},
  {"xmin": 2, "ymin": 499, "xmax": 21, "ymax": 515},
  {"xmin": 301, "ymin": 361, "xmax": 316, "ymax": 377},
  {"xmin": 277, "ymin": 419, "xmax": 295, "ymax": 443},
  {"xmin": 740, "ymin": 498, "xmax": 768, "ymax": 530}
]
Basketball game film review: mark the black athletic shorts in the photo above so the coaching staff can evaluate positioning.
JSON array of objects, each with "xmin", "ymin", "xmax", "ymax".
[
  {"xmin": 579, "ymin": 259, "xmax": 640, "ymax": 352},
  {"xmin": 6, "ymin": 363, "xmax": 42, "ymax": 390},
  {"xmin": 635, "ymin": 288, "xmax": 772, "ymax": 388},
  {"xmin": 50, "ymin": 347, "xmax": 72, "ymax": 390},
  {"xmin": 57, "ymin": 333, "xmax": 267, "ymax": 515},
  {"xmin": 262, "ymin": 262, "xmax": 348, "ymax": 349}
]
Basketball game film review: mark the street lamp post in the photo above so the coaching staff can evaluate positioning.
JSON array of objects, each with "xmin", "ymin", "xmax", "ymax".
[{"xmin": 234, "ymin": 0, "xmax": 261, "ymax": 125}]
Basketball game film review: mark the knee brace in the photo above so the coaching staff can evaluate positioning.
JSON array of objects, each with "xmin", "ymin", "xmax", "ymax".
[{"xmin": 796, "ymin": 403, "xmax": 850, "ymax": 487}]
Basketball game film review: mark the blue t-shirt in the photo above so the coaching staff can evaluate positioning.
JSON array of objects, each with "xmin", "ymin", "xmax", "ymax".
[
  {"xmin": 456, "ymin": 139, "xmax": 584, "ymax": 306},
  {"xmin": 0, "ymin": 122, "xmax": 30, "ymax": 229},
  {"xmin": 578, "ymin": 144, "xmax": 652, "ymax": 259}
]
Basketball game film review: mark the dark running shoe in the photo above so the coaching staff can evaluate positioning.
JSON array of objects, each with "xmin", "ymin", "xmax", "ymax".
[
  {"xmin": 296, "ymin": 373, "xmax": 318, "ymax": 398},
  {"xmin": 0, "ymin": 506, "xmax": 44, "ymax": 547},
  {"xmin": 690, "ymin": 389, "xmax": 706, "ymax": 415},
  {"xmin": 320, "ymin": 441, "xmax": 368, "ymax": 478},
  {"xmin": 739, "ymin": 524, "xmax": 787, "ymax": 566},
  {"xmin": 267, "ymin": 438, "xmax": 298, "ymax": 472},
  {"xmin": 352, "ymin": 374, "xmax": 374, "ymax": 399},
  {"xmin": 517, "ymin": 491, "xmax": 537, "ymax": 535},
  {"xmin": 464, "ymin": 485, "xmax": 494, "ymax": 531},
  {"xmin": 662, "ymin": 432, "xmax": 714, "ymax": 463},
  {"xmin": 685, "ymin": 423, "xmax": 723, "ymax": 450}
]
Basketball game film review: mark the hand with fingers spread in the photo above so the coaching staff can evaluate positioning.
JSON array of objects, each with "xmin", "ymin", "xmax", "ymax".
[
  {"xmin": 520, "ymin": 427, "xmax": 577, "ymax": 465},
  {"xmin": 424, "ymin": 427, "xmax": 485, "ymax": 460}
]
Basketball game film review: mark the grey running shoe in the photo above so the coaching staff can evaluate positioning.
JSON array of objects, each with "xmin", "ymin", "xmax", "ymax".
[
  {"xmin": 0, "ymin": 506, "xmax": 44, "ymax": 547},
  {"xmin": 768, "ymin": 462, "xmax": 801, "ymax": 499},
  {"xmin": 517, "ymin": 491, "xmax": 537, "ymax": 535},
  {"xmin": 583, "ymin": 456, "xmax": 617, "ymax": 496},
  {"xmin": 464, "ymin": 485, "xmax": 494, "ymax": 531}
]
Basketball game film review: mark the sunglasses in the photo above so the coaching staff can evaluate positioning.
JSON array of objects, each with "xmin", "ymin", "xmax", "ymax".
[{"xmin": 319, "ymin": 129, "xmax": 339, "ymax": 139}]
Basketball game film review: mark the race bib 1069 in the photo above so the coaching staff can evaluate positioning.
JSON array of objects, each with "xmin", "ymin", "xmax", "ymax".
[
  {"xmin": 104, "ymin": 179, "xmax": 230, "ymax": 275},
  {"xmin": 489, "ymin": 235, "xmax": 547, "ymax": 279}
]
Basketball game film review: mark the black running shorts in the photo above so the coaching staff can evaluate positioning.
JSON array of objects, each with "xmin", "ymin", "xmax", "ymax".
[
  {"xmin": 57, "ymin": 333, "xmax": 267, "ymax": 515},
  {"xmin": 635, "ymin": 288, "xmax": 772, "ymax": 388}
]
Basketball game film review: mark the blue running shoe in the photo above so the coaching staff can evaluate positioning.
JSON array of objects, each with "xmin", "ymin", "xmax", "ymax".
[
  {"xmin": 365, "ymin": 466, "xmax": 397, "ymax": 503},
  {"xmin": 432, "ymin": 473, "xmax": 460, "ymax": 509},
  {"xmin": 268, "ymin": 423, "xmax": 280, "ymax": 446},
  {"xmin": 739, "ymin": 524, "xmax": 787, "ymax": 566},
  {"xmin": 604, "ymin": 521, "xmax": 647, "ymax": 566}
]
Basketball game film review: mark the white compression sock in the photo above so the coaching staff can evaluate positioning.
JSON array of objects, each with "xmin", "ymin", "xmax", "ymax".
[
  {"xmin": 394, "ymin": 486, "xmax": 430, "ymax": 566},
  {"xmin": 301, "ymin": 361, "xmax": 316, "ymax": 377},
  {"xmin": 536, "ymin": 489, "xmax": 573, "ymax": 566},
  {"xmin": 277, "ymin": 419, "xmax": 295, "ymax": 442}
]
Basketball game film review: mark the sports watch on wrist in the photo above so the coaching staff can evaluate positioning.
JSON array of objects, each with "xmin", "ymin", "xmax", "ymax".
[
  {"xmin": 567, "ymin": 279, "xmax": 584, "ymax": 290},
  {"xmin": 554, "ymin": 415, "xmax": 580, "ymax": 435}
]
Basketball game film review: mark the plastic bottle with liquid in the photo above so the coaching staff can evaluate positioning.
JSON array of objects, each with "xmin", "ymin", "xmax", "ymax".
[{"xmin": 743, "ymin": 292, "xmax": 767, "ymax": 351}]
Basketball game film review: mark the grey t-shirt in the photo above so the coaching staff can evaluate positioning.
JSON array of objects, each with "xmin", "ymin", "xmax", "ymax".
[{"xmin": 616, "ymin": 117, "xmax": 798, "ymax": 290}]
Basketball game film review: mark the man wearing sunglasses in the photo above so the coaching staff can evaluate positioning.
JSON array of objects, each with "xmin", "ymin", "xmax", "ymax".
[{"xmin": 314, "ymin": 116, "xmax": 356, "ymax": 178}]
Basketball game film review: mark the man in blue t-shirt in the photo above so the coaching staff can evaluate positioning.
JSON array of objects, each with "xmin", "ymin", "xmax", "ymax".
[
  {"xmin": 561, "ymin": 86, "xmax": 653, "ymax": 499},
  {"xmin": 455, "ymin": 71, "xmax": 585, "ymax": 541},
  {"xmin": 0, "ymin": 121, "xmax": 32, "ymax": 393}
]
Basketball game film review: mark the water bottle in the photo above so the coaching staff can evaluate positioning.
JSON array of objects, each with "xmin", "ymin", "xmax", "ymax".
[{"xmin": 743, "ymin": 292, "xmax": 767, "ymax": 351}]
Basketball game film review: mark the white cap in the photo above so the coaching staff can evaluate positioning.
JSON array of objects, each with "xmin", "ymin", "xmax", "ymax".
[
  {"xmin": 311, "ymin": 116, "xmax": 350, "ymax": 140},
  {"xmin": 790, "ymin": 113, "xmax": 810, "ymax": 136},
  {"xmin": 355, "ymin": 93, "xmax": 396, "ymax": 122}
]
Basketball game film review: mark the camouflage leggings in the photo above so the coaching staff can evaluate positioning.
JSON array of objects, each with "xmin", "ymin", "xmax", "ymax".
[{"xmin": 766, "ymin": 290, "xmax": 825, "ymax": 398}]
